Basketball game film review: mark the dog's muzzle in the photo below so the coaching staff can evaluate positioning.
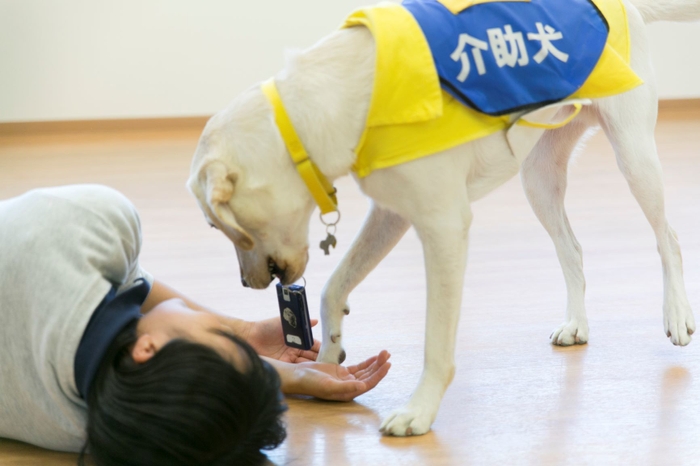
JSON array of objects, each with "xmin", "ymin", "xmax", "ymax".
[
  {"xmin": 239, "ymin": 259, "xmax": 292, "ymax": 288},
  {"xmin": 268, "ymin": 258, "xmax": 287, "ymax": 283}
]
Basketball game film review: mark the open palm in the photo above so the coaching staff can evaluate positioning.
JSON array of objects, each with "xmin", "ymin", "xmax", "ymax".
[
  {"xmin": 246, "ymin": 317, "xmax": 321, "ymax": 362},
  {"xmin": 292, "ymin": 350, "xmax": 392, "ymax": 401}
]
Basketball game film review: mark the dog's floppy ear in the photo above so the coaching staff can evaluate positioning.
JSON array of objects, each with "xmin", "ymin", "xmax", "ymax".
[{"xmin": 203, "ymin": 161, "xmax": 255, "ymax": 251}]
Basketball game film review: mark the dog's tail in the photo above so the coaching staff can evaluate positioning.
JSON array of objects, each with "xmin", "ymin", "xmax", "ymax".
[{"xmin": 629, "ymin": 0, "xmax": 700, "ymax": 23}]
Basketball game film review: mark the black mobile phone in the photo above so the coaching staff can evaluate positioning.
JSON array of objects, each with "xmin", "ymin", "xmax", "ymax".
[{"xmin": 276, "ymin": 283, "xmax": 314, "ymax": 350}]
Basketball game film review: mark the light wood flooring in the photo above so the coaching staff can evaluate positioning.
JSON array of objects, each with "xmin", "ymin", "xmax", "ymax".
[{"xmin": 0, "ymin": 107, "xmax": 699, "ymax": 465}]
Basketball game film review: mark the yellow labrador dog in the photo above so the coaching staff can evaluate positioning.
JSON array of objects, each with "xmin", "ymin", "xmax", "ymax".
[{"xmin": 189, "ymin": 0, "xmax": 698, "ymax": 436}]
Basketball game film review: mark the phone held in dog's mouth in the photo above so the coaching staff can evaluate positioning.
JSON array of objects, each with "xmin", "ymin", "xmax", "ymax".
[{"xmin": 276, "ymin": 280, "xmax": 314, "ymax": 350}]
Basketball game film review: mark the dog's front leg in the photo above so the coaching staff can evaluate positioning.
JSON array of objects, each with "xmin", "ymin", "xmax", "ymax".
[
  {"xmin": 318, "ymin": 203, "xmax": 410, "ymax": 364},
  {"xmin": 380, "ymin": 203, "xmax": 472, "ymax": 436}
]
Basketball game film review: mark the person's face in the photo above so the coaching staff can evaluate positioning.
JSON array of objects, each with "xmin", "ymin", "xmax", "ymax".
[{"xmin": 132, "ymin": 298, "xmax": 249, "ymax": 369}]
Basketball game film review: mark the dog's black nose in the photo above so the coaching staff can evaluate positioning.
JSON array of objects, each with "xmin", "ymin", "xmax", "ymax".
[{"xmin": 241, "ymin": 277, "xmax": 250, "ymax": 288}]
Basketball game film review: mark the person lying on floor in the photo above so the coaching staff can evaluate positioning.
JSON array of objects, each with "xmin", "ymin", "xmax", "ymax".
[{"xmin": 0, "ymin": 184, "xmax": 391, "ymax": 466}]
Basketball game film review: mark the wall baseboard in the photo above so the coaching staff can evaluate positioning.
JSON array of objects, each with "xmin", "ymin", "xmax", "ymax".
[
  {"xmin": 0, "ymin": 116, "xmax": 210, "ymax": 137},
  {"xmin": 657, "ymin": 98, "xmax": 700, "ymax": 114},
  {"xmin": 1, "ymin": 99, "xmax": 698, "ymax": 137}
]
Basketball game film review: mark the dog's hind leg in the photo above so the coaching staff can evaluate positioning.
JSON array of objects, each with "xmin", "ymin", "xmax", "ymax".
[
  {"xmin": 595, "ymin": 11, "xmax": 695, "ymax": 345},
  {"xmin": 596, "ymin": 89, "xmax": 695, "ymax": 346},
  {"xmin": 317, "ymin": 203, "xmax": 410, "ymax": 364},
  {"xmin": 521, "ymin": 117, "xmax": 593, "ymax": 345}
]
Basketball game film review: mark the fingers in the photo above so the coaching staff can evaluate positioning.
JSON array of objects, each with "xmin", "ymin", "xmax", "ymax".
[
  {"xmin": 347, "ymin": 350, "xmax": 390, "ymax": 376},
  {"xmin": 286, "ymin": 340, "xmax": 321, "ymax": 363},
  {"xmin": 295, "ymin": 352, "xmax": 318, "ymax": 362},
  {"xmin": 347, "ymin": 356, "xmax": 378, "ymax": 374},
  {"xmin": 299, "ymin": 340, "xmax": 321, "ymax": 361},
  {"xmin": 328, "ymin": 360, "xmax": 392, "ymax": 401},
  {"xmin": 347, "ymin": 351, "xmax": 383, "ymax": 373},
  {"xmin": 303, "ymin": 354, "xmax": 393, "ymax": 401},
  {"xmin": 354, "ymin": 351, "xmax": 391, "ymax": 380},
  {"xmin": 310, "ymin": 319, "xmax": 319, "ymax": 327},
  {"xmin": 353, "ymin": 352, "xmax": 391, "ymax": 386},
  {"xmin": 358, "ymin": 360, "xmax": 391, "ymax": 392},
  {"xmin": 327, "ymin": 351, "xmax": 392, "ymax": 401}
]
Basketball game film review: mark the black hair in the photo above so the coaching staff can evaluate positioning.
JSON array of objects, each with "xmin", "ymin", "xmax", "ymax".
[{"xmin": 78, "ymin": 320, "xmax": 287, "ymax": 466}]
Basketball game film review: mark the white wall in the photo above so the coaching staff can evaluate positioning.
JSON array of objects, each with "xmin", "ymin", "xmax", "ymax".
[
  {"xmin": 647, "ymin": 22, "xmax": 700, "ymax": 99},
  {"xmin": 0, "ymin": 0, "xmax": 698, "ymax": 123}
]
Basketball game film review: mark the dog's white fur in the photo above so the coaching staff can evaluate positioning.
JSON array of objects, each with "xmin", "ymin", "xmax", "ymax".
[{"xmin": 189, "ymin": 0, "xmax": 698, "ymax": 436}]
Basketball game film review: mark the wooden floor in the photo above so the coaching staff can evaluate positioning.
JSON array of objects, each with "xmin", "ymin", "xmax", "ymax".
[{"xmin": 1, "ymin": 107, "xmax": 699, "ymax": 465}]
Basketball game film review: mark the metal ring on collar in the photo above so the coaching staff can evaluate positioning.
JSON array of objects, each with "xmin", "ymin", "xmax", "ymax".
[{"xmin": 320, "ymin": 210, "xmax": 341, "ymax": 227}]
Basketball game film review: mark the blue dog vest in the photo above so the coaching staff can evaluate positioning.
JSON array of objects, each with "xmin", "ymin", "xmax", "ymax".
[{"xmin": 403, "ymin": 0, "xmax": 610, "ymax": 116}]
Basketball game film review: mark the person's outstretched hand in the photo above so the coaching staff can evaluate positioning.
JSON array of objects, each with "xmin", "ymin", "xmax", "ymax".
[
  {"xmin": 246, "ymin": 317, "xmax": 320, "ymax": 363},
  {"xmin": 288, "ymin": 350, "xmax": 392, "ymax": 401}
]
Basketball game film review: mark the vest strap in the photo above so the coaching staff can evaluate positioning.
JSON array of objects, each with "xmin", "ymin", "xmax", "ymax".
[{"xmin": 516, "ymin": 103, "xmax": 583, "ymax": 130}]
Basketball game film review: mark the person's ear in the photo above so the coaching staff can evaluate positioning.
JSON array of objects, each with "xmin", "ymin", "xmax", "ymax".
[{"xmin": 132, "ymin": 334, "xmax": 158, "ymax": 363}]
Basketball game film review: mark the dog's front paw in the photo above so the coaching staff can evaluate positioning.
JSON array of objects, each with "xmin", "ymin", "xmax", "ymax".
[
  {"xmin": 664, "ymin": 302, "xmax": 695, "ymax": 346},
  {"xmin": 379, "ymin": 403, "xmax": 435, "ymax": 437},
  {"xmin": 318, "ymin": 339, "xmax": 346, "ymax": 364},
  {"xmin": 318, "ymin": 295, "xmax": 349, "ymax": 364},
  {"xmin": 551, "ymin": 320, "xmax": 589, "ymax": 346}
]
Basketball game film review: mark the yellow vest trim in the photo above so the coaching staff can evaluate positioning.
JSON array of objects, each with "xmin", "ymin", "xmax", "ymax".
[
  {"xmin": 572, "ymin": 0, "xmax": 642, "ymax": 99},
  {"xmin": 261, "ymin": 79, "xmax": 338, "ymax": 214},
  {"xmin": 438, "ymin": 0, "xmax": 530, "ymax": 15}
]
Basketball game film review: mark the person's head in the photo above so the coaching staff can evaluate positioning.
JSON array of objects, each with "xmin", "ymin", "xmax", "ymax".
[{"xmin": 80, "ymin": 298, "xmax": 287, "ymax": 466}]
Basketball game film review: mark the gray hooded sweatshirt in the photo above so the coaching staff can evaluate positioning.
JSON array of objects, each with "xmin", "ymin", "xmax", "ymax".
[{"xmin": 0, "ymin": 185, "xmax": 152, "ymax": 452}]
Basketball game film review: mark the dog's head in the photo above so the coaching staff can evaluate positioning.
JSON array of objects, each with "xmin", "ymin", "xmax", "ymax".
[{"xmin": 187, "ymin": 88, "xmax": 316, "ymax": 289}]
